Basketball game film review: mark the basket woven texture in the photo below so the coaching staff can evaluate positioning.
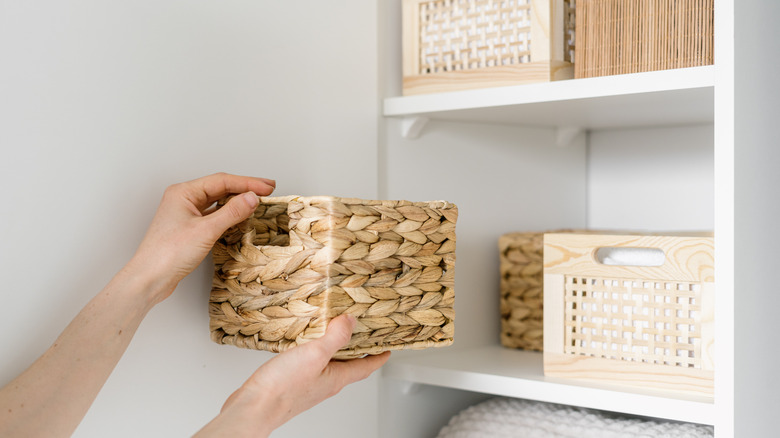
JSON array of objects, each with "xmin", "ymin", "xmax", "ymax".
[
  {"xmin": 575, "ymin": 0, "xmax": 714, "ymax": 78},
  {"xmin": 500, "ymin": 230, "xmax": 585, "ymax": 351},
  {"xmin": 499, "ymin": 232, "xmax": 545, "ymax": 351},
  {"xmin": 210, "ymin": 195, "xmax": 457, "ymax": 359}
]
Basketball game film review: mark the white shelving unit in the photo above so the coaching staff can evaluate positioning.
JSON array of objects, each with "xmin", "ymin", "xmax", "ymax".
[
  {"xmin": 377, "ymin": 1, "xmax": 779, "ymax": 436},
  {"xmin": 379, "ymin": 67, "xmax": 716, "ymax": 433}
]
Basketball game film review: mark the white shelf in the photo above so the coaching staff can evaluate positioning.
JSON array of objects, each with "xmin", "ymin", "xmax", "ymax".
[
  {"xmin": 383, "ymin": 345, "xmax": 715, "ymax": 426},
  {"xmin": 384, "ymin": 66, "xmax": 714, "ymax": 130}
]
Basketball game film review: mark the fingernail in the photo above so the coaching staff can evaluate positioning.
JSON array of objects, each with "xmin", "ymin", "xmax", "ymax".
[
  {"xmin": 242, "ymin": 192, "xmax": 259, "ymax": 209},
  {"xmin": 344, "ymin": 314, "xmax": 357, "ymax": 328}
]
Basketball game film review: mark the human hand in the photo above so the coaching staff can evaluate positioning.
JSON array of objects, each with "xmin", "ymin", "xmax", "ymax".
[
  {"xmin": 127, "ymin": 172, "xmax": 275, "ymax": 304},
  {"xmin": 194, "ymin": 315, "xmax": 391, "ymax": 438}
]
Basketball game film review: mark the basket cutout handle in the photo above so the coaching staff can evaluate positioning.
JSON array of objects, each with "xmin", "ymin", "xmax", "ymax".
[
  {"xmin": 594, "ymin": 247, "xmax": 665, "ymax": 267},
  {"xmin": 248, "ymin": 198, "xmax": 305, "ymax": 251}
]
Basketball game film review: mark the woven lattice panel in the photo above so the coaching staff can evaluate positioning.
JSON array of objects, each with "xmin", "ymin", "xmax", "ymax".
[
  {"xmin": 418, "ymin": 0, "xmax": 534, "ymax": 74},
  {"xmin": 210, "ymin": 195, "xmax": 457, "ymax": 359},
  {"xmin": 543, "ymin": 233, "xmax": 714, "ymax": 396},
  {"xmin": 564, "ymin": 0, "xmax": 576, "ymax": 63},
  {"xmin": 564, "ymin": 276, "xmax": 702, "ymax": 368},
  {"xmin": 403, "ymin": 0, "xmax": 575, "ymax": 94}
]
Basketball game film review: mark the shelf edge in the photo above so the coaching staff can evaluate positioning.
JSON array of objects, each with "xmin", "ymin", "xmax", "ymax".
[
  {"xmin": 383, "ymin": 348, "xmax": 715, "ymax": 425},
  {"xmin": 383, "ymin": 66, "xmax": 715, "ymax": 118}
]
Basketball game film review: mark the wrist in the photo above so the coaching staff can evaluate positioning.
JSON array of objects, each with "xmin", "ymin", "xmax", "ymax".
[
  {"xmin": 196, "ymin": 388, "xmax": 276, "ymax": 438},
  {"xmin": 201, "ymin": 412, "xmax": 273, "ymax": 438},
  {"xmin": 121, "ymin": 255, "xmax": 179, "ymax": 307}
]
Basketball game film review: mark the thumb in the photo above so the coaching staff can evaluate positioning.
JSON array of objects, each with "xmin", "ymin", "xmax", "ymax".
[
  {"xmin": 206, "ymin": 192, "xmax": 259, "ymax": 236},
  {"xmin": 305, "ymin": 315, "xmax": 356, "ymax": 362}
]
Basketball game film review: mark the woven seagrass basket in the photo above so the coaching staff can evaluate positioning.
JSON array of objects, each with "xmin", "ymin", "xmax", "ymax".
[
  {"xmin": 210, "ymin": 195, "xmax": 457, "ymax": 359},
  {"xmin": 499, "ymin": 232, "xmax": 546, "ymax": 351},
  {"xmin": 499, "ymin": 230, "xmax": 583, "ymax": 351}
]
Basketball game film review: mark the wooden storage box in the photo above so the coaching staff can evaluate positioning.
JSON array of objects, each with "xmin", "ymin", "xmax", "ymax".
[
  {"xmin": 402, "ymin": 0, "xmax": 575, "ymax": 95},
  {"xmin": 543, "ymin": 233, "xmax": 714, "ymax": 396},
  {"xmin": 210, "ymin": 195, "xmax": 457, "ymax": 359},
  {"xmin": 575, "ymin": 0, "xmax": 714, "ymax": 78}
]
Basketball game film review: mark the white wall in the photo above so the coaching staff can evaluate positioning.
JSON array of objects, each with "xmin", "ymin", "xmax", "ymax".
[
  {"xmin": 587, "ymin": 124, "xmax": 715, "ymax": 232},
  {"xmin": 379, "ymin": 122, "xmax": 716, "ymax": 356},
  {"xmin": 382, "ymin": 119, "xmax": 588, "ymax": 350},
  {"xmin": 0, "ymin": 1, "xmax": 379, "ymax": 437}
]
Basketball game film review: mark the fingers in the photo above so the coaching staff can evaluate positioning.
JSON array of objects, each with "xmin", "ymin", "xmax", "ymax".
[
  {"xmin": 203, "ymin": 192, "xmax": 259, "ymax": 237},
  {"xmin": 317, "ymin": 315, "xmax": 357, "ymax": 354},
  {"xmin": 180, "ymin": 173, "xmax": 275, "ymax": 209},
  {"xmin": 184, "ymin": 173, "xmax": 275, "ymax": 239},
  {"xmin": 198, "ymin": 173, "xmax": 276, "ymax": 205},
  {"xmin": 321, "ymin": 351, "xmax": 391, "ymax": 399},
  {"xmin": 298, "ymin": 315, "xmax": 356, "ymax": 367},
  {"xmin": 329, "ymin": 352, "xmax": 391, "ymax": 384}
]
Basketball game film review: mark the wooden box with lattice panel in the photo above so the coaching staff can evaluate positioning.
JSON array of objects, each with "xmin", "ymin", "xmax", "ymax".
[
  {"xmin": 543, "ymin": 233, "xmax": 714, "ymax": 396},
  {"xmin": 402, "ymin": 0, "xmax": 575, "ymax": 95},
  {"xmin": 210, "ymin": 195, "xmax": 457, "ymax": 359}
]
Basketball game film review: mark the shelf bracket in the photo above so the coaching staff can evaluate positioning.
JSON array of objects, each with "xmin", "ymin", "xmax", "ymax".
[
  {"xmin": 555, "ymin": 126, "xmax": 584, "ymax": 147},
  {"xmin": 401, "ymin": 116, "xmax": 429, "ymax": 140},
  {"xmin": 400, "ymin": 381, "xmax": 422, "ymax": 396}
]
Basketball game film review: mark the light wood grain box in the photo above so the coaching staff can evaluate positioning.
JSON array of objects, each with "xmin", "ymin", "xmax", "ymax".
[
  {"xmin": 575, "ymin": 0, "xmax": 714, "ymax": 79},
  {"xmin": 543, "ymin": 233, "xmax": 714, "ymax": 396},
  {"xmin": 210, "ymin": 195, "xmax": 457, "ymax": 359},
  {"xmin": 402, "ymin": 0, "xmax": 575, "ymax": 95}
]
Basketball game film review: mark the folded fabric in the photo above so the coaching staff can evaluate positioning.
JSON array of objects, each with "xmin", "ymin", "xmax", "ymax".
[
  {"xmin": 596, "ymin": 247, "xmax": 665, "ymax": 267},
  {"xmin": 437, "ymin": 398, "xmax": 713, "ymax": 438}
]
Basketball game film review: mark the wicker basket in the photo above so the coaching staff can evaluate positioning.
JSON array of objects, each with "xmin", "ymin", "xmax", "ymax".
[
  {"xmin": 402, "ymin": 0, "xmax": 575, "ymax": 95},
  {"xmin": 210, "ymin": 195, "xmax": 457, "ymax": 359},
  {"xmin": 499, "ymin": 232, "xmax": 545, "ymax": 351},
  {"xmin": 574, "ymin": 0, "xmax": 714, "ymax": 78},
  {"xmin": 499, "ymin": 230, "xmax": 583, "ymax": 351},
  {"xmin": 543, "ymin": 233, "xmax": 714, "ymax": 396}
]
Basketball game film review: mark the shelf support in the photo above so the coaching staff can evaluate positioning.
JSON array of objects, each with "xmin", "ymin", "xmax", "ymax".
[
  {"xmin": 400, "ymin": 381, "xmax": 422, "ymax": 396},
  {"xmin": 555, "ymin": 126, "xmax": 584, "ymax": 147},
  {"xmin": 401, "ymin": 116, "xmax": 429, "ymax": 140}
]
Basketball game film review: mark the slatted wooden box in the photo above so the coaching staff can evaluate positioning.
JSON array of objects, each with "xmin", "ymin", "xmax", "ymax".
[
  {"xmin": 210, "ymin": 195, "xmax": 457, "ymax": 359},
  {"xmin": 402, "ymin": 0, "xmax": 575, "ymax": 95},
  {"xmin": 574, "ymin": 0, "xmax": 714, "ymax": 78},
  {"xmin": 543, "ymin": 233, "xmax": 714, "ymax": 396}
]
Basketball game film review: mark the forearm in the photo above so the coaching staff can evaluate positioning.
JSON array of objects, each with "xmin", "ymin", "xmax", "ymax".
[
  {"xmin": 0, "ymin": 174, "xmax": 278, "ymax": 437},
  {"xmin": 0, "ymin": 264, "xmax": 164, "ymax": 437}
]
